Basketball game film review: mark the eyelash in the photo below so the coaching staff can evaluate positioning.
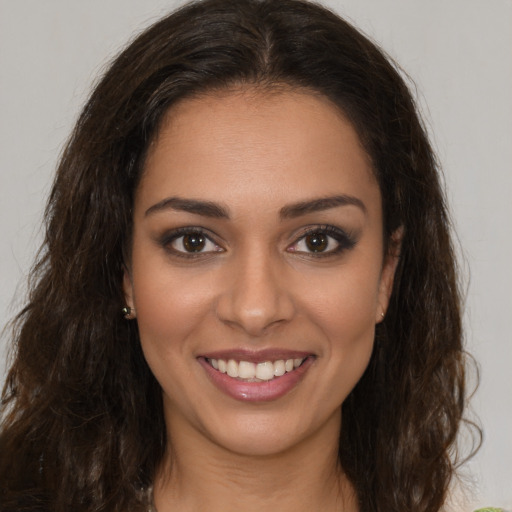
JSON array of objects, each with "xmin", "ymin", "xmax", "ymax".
[
  {"xmin": 160, "ymin": 226, "xmax": 223, "ymax": 259},
  {"xmin": 288, "ymin": 225, "xmax": 356, "ymax": 258},
  {"xmin": 159, "ymin": 225, "xmax": 356, "ymax": 259}
]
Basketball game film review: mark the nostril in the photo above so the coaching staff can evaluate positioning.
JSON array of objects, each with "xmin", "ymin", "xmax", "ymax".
[
  {"xmin": 214, "ymin": 262, "xmax": 295, "ymax": 335},
  {"xmin": 216, "ymin": 297, "xmax": 295, "ymax": 336}
]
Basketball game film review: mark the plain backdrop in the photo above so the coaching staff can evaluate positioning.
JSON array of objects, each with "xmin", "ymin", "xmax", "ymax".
[{"xmin": 1, "ymin": 0, "xmax": 511, "ymax": 509}]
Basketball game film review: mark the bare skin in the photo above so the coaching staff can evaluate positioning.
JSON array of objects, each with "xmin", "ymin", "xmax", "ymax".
[
  {"xmin": 124, "ymin": 87, "xmax": 400, "ymax": 512},
  {"xmin": 153, "ymin": 405, "xmax": 355, "ymax": 512}
]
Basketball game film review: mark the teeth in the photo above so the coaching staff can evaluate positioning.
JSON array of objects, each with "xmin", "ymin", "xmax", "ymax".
[
  {"xmin": 238, "ymin": 361, "xmax": 256, "ymax": 379},
  {"xmin": 208, "ymin": 357, "xmax": 305, "ymax": 381},
  {"xmin": 218, "ymin": 359, "xmax": 227, "ymax": 374},
  {"xmin": 226, "ymin": 359, "xmax": 238, "ymax": 378},
  {"xmin": 273, "ymin": 360, "xmax": 286, "ymax": 377},
  {"xmin": 255, "ymin": 361, "xmax": 274, "ymax": 380}
]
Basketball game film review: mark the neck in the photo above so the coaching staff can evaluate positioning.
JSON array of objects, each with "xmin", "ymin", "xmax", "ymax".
[{"xmin": 153, "ymin": 410, "xmax": 358, "ymax": 512}]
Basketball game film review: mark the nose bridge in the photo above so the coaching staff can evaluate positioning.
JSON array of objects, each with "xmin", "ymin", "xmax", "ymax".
[{"xmin": 216, "ymin": 243, "xmax": 294, "ymax": 336}]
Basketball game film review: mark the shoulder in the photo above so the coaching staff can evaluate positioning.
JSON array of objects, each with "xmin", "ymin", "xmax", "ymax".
[{"xmin": 474, "ymin": 508, "xmax": 511, "ymax": 512}]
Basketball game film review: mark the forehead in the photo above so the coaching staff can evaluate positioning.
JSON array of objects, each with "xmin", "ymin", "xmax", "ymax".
[{"xmin": 137, "ymin": 88, "xmax": 380, "ymax": 217}]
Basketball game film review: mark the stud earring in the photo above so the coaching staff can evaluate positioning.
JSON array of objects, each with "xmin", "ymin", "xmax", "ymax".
[{"xmin": 122, "ymin": 306, "xmax": 136, "ymax": 320}]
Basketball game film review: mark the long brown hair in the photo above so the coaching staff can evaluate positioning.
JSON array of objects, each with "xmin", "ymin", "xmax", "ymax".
[{"xmin": 1, "ymin": 1, "xmax": 476, "ymax": 510}]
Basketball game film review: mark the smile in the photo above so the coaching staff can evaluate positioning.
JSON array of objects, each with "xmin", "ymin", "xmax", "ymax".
[
  {"xmin": 207, "ymin": 357, "xmax": 306, "ymax": 381},
  {"xmin": 198, "ymin": 351, "xmax": 314, "ymax": 402}
]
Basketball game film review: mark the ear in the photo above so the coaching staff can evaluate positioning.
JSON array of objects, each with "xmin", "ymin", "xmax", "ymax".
[
  {"xmin": 122, "ymin": 264, "xmax": 135, "ymax": 311},
  {"xmin": 376, "ymin": 226, "xmax": 403, "ymax": 323}
]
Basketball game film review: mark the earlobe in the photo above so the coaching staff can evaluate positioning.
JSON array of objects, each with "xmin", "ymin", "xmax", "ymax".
[{"xmin": 376, "ymin": 226, "xmax": 403, "ymax": 323}]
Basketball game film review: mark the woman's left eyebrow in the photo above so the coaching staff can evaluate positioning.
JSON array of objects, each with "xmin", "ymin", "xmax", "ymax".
[{"xmin": 279, "ymin": 195, "xmax": 367, "ymax": 219}]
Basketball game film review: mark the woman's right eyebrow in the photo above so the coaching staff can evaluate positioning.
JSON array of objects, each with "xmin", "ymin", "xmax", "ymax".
[{"xmin": 145, "ymin": 197, "xmax": 230, "ymax": 218}]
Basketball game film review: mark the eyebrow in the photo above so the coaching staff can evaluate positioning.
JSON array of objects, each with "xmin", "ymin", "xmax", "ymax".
[
  {"xmin": 279, "ymin": 195, "xmax": 367, "ymax": 219},
  {"xmin": 145, "ymin": 197, "xmax": 230, "ymax": 218},
  {"xmin": 144, "ymin": 194, "xmax": 366, "ymax": 219}
]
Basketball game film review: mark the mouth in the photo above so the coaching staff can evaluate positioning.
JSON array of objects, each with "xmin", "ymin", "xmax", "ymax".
[
  {"xmin": 206, "ymin": 357, "xmax": 306, "ymax": 382},
  {"xmin": 198, "ymin": 351, "xmax": 314, "ymax": 402}
]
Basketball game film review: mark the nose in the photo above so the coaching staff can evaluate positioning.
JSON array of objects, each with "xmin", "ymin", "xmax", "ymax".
[{"xmin": 215, "ymin": 248, "xmax": 295, "ymax": 337}]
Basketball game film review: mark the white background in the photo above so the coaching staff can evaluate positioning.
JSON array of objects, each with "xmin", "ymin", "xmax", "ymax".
[{"xmin": 1, "ymin": 0, "xmax": 511, "ymax": 508}]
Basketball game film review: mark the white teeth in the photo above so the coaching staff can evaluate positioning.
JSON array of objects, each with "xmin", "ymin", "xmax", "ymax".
[
  {"xmin": 208, "ymin": 357, "xmax": 305, "ymax": 381},
  {"xmin": 238, "ymin": 361, "xmax": 256, "ymax": 379},
  {"xmin": 217, "ymin": 359, "xmax": 227, "ymax": 374},
  {"xmin": 227, "ymin": 359, "xmax": 238, "ymax": 378},
  {"xmin": 273, "ymin": 360, "xmax": 286, "ymax": 376},
  {"xmin": 256, "ymin": 361, "xmax": 274, "ymax": 380}
]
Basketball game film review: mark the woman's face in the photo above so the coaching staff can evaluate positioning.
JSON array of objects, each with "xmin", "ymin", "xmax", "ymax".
[{"xmin": 124, "ymin": 89, "xmax": 398, "ymax": 456}]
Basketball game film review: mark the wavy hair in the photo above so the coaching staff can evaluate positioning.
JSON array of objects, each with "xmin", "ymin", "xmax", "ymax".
[{"xmin": 1, "ymin": 1, "xmax": 475, "ymax": 510}]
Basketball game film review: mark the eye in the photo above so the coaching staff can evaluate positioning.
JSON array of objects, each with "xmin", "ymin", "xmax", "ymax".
[
  {"xmin": 165, "ymin": 229, "xmax": 223, "ymax": 256},
  {"xmin": 288, "ymin": 226, "xmax": 356, "ymax": 256},
  {"xmin": 293, "ymin": 232, "xmax": 338, "ymax": 253}
]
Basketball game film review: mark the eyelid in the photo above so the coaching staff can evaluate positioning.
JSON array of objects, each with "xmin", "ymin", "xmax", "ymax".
[
  {"xmin": 159, "ymin": 226, "xmax": 225, "ymax": 258},
  {"xmin": 157, "ymin": 224, "xmax": 357, "ymax": 259},
  {"xmin": 287, "ymin": 224, "xmax": 357, "ymax": 256}
]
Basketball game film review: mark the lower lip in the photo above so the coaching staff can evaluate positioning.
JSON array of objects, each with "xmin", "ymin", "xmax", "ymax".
[{"xmin": 198, "ymin": 357, "xmax": 314, "ymax": 402}]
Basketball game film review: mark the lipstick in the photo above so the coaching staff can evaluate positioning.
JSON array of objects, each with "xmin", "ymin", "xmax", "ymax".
[{"xmin": 197, "ymin": 350, "xmax": 314, "ymax": 402}]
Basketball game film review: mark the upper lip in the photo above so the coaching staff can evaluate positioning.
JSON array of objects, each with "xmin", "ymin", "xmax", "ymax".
[{"xmin": 199, "ymin": 349, "xmax": 314, "ymax": 363}]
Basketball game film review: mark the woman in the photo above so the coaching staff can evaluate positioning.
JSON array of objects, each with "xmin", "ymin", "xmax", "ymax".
[{"xmin": 0, "ymin": 0, "xmax": 477, "ymax": 510}]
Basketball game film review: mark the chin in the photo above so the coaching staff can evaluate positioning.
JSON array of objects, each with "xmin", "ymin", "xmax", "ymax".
[
  {"xmin": 196, "ymin": 405, "xmax": 342, "ymax": 459},
  {"xmin": 209, "ymin": 423, "xmax": 309, "ymax": 458}
]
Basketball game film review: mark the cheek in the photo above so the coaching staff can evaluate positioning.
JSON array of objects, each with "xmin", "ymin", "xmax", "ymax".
[
  {"xmin": 131, "ymin": 269, "xmax": 216, "ymax": 405},
  {"xmin": 299, "ymin": 259, "xmax": 381, "ymax": 384},
  {"xmin": 303, "ymin": 268, "xmax": 379, "ymax": 398},
  {"xmin": 131, "ymin": 259, "xmax": 215, "ymax": 359},
  {"xmin": 302, "ymin": 261, "xmax": 382, "ymax": 337}
]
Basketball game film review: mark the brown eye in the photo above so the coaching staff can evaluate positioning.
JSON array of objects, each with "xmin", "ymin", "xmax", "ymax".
[
  {"xmin": 182, "ymin": 232, "xmax": 206, "ymax": 252},
  {"xmin": 305, "ymin": 232, "xmax": 328, "ymax": 252},
  {"xmin": 167, "ymin": 230, "xmax": 222, "ymax": 256},
  {"xmin": 287, "ymin": 226, "xmax": 355, "ymax": 257}
]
